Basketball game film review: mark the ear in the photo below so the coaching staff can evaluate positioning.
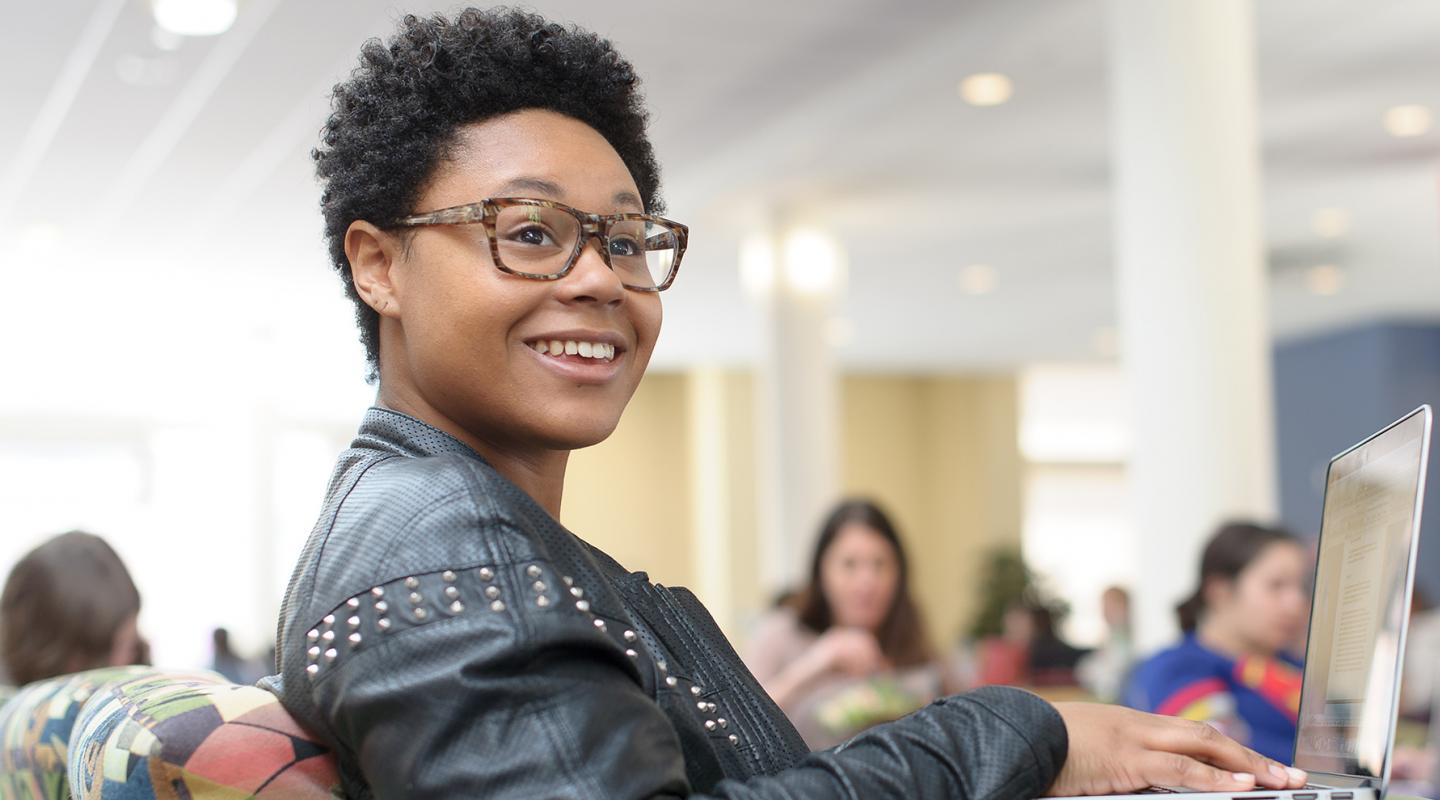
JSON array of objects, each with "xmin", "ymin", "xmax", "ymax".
[
  {"xmin": 345, "ymin": 220, "xmax": 405, "ymax": 319},
  {"xmin": 1202, "ymin": 575, "xmax": 1234, "ymax": 610}
]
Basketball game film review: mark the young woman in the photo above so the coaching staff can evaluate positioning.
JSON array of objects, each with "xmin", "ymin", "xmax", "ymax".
[
  {"xmin": 1, "ymin": 531, "xmax": 148, "ymax": 686},
  {"xmin": 1126, "ymin": 522, "xmax": 1310, "ymax": 762},
  {"xmin": 265, "ymin": 9, "xmax": 1310, "ymax": 797},
  {"xmin": 747, "ymin": 499, "xmax": 943, "ymax": 748}
]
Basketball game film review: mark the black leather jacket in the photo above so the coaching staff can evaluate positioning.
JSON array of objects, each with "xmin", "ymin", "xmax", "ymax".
[{"xmin": 265, "ymin": 408, "xmax": 1069, "ymax": 798}]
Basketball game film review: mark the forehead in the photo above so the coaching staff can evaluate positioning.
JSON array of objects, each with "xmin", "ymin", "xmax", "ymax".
[{"xmin": 426, "ymin": 109, "xmax": 642, "ymax": 211}]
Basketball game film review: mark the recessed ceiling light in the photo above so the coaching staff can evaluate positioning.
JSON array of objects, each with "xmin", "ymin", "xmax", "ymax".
[
  {"xmin": 1311, "ymin": 207, "xmax": 1351, "ymax": 239},
  {"xmin": 1383, "ymin": 105, "xmax": 1432, "ymax": 138},
  {"xmin": 958, "ymin": 73, "xmax": 1013, "ymax": 107},
  {"xmin": 152, "ymin": 0, "xmax": 236, "ymax": 37},
  {"xmin": 958, "ymin": 264, "xmax": 998, "ymax": 295},
  {"xmin": 1305, "ymin": 264, "xmax": 1344, "ymax": 296},
  {"xmin": 782, "ymin": 229, "xmax": 844, "ymax": 294}
]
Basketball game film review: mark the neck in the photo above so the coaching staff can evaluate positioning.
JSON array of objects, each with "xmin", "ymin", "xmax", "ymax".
[
  {"xmin": 1196, "ymin": 617, "xmax": 1269, "ymax": 661},
  {"xmin": 375, "ymin": 381, "xmax": 569, "ymax": 519}
]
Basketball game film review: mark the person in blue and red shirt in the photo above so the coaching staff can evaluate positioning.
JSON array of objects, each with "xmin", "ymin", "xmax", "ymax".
[{"xmin": 1126, "ymin": 522, "xmax": 1310, "ymax": 763}]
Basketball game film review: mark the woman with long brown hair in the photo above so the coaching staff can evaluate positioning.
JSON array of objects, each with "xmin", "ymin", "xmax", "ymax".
[{"xmin": 745, "ymin": 499, "xmax": 942, "ymax": 748}]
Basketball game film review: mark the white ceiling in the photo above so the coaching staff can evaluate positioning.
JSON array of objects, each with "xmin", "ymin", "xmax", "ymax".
[{"xmin": 3, "ymin": 0, "xmax": 1439, "ymax": 396}]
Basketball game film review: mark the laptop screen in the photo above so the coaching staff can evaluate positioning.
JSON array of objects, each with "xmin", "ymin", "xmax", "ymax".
[{"xmin": 1293, "ymin": 407, "xmax": 1430, "ymax": 780}]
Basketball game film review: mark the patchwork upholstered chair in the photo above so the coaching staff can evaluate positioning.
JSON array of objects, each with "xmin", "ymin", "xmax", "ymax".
[{"xmin": 0, "ymin": 666, "xmax": 340, "ymax": 799}]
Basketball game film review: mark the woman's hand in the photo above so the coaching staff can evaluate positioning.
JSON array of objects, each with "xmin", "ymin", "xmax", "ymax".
[
  {"xmin": 812, "ymin": 627, "xmax": 888, "ymax": 677},
  {"xmin": 1048, "ymin": 703, "xmax": 1308, "ymax": 796}
]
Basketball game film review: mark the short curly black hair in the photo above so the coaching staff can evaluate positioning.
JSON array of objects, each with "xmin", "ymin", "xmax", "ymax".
[{"xmin": 314, "ymin": 8, "xmax": 664, "ymax": 376}]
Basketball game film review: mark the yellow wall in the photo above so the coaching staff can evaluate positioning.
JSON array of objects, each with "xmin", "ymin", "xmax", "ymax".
[
  {"xmin": 561, "ymin": 370, "xmax": 1024, "ymax": 651},
  {"xmin": 563, "ymin": 373, "xmax": 695, "ymax": 589}
]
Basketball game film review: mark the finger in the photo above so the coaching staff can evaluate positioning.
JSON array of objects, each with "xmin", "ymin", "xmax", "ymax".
[
  {"xmin": 1141, "ymin": 752, "xmax": 1258, "ymax": 792},
  {"xmin": 1147, "ymin": 719, "xmax": 1294, "ymax": 788}
]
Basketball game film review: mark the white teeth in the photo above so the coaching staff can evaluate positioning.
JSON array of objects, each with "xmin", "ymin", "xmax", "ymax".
[{"xmin": 531, "ymin": 340, "xmax": 618, "ymax": 361}]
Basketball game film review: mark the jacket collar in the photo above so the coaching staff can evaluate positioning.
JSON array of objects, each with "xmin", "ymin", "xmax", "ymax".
[{"xmin": 352, "ymin": 406, "xmax": 489, "ymax": 463}]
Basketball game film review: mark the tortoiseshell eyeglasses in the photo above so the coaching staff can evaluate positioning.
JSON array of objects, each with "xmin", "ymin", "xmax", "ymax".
[{"xmin": 392, "ymin": 197, "xmax": 689, "ymax": 292}]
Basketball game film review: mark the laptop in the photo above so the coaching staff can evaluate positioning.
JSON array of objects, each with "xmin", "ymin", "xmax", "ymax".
[{"xmin": 1095, "ymin": 405, "xmax": 1433, "ymax": 800}]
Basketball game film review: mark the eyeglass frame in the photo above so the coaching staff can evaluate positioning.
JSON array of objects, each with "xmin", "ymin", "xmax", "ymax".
[{"xmin": 390, "ymin": 197, "xmax": 689, "ymax": 292}]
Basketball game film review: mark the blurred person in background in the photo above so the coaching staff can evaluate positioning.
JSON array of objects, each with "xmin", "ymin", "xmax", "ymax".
[
  {"xmin": 210, "ymin": 627, "xmax": 264, "ymax": 686},
  {"xmin": 1125, "ymin": 522, "xmax": 1309, "ymax": 762},
  {"xmin": 0, "ymin": 531, "xmax": 150, "ymax": 687},
  {"xmin": 745, "ymin": 499, "xmax": 945, "ymax": 749},
  {"xmin": 1078, "ymin": 586, "xmax": 1136, "ymax": 703}
]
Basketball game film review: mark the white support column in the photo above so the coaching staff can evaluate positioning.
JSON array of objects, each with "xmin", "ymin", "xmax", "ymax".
[
  {"xmin": 746, "ymin": 229, "xmax": 843, "ymax": 598},
  {"xmin": 1107, "ymin": 0, "xmax": 1278, "ymax": 651}
]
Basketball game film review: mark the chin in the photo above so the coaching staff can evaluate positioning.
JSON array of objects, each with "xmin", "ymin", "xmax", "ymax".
[{"xmin": 536, "ymin": 416, "xmax": 623, "ymax": 451}]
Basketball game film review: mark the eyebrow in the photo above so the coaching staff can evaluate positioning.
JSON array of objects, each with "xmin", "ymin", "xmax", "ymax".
[{"xmin": 494, "ymin": 176, "xmax": 644, "ymax": 212}]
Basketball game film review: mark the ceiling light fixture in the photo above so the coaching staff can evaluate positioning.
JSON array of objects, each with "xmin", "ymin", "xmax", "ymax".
[
  {"xmin": 1383, "ymin": 104, "xmax": 1432, "ymax": 138},
  {"xmin": 958, "ymin": 264, "xmax": 998, "ymax": 295},
  {"xmin": 1305, "ymin": 264, "xmax": 1344, "ymax": 296},
  {"xmin": 152, "ymin": 0, "xmax": 237, "ymax": 37},
  {"xmin": 958, "ymin": 73, "xmax": 1013, "ymax": 107},
  {"xmin": 1311, "ymin": 207, "xmax": 1351, "ymax": 239}
]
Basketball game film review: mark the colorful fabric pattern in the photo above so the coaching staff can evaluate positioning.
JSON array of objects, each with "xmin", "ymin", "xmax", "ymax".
[
  {"xmin": 1125, "ymin": 634, "xmax": 1303, "ymax": 762},
  {"xmin": 0, "ymin": 667, "xmax": 341, "ymax": 800},
  {"xmin": 1, "ymin": 666, "xmax": 148, "ymax": 800}
]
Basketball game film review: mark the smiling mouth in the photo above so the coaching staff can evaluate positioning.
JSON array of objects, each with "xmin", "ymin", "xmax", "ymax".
[{"xmin": 527, "ymin": 338, "xmax": 619, "ymax": 362}]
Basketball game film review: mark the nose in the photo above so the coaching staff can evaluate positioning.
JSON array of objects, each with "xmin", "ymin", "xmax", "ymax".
[{"xmin": 559, "ymin": 237, "xmax": 626, "ymax": 306}]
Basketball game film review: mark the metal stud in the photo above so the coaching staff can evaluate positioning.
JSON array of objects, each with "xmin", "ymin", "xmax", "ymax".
[
  {"xmin": 576, "ymin": 600, "xmax": 591, "ymax": 613},
  {"xmin": 562, "ymin": 575, "xmax": 574, "ymax": 586},
  {"xmin": 691, "ymin": 686, "xmax": 702, "ymax": 697},
  {"xmin": 665, "ymin": 676, "xmax": 678, "ymax": 687},
  {"xmin": 532, "ymin": 580, "xmax": 547, "ymax": 593},
  {"xmin": 705, "ymin": 720, "xmax": 717, "ymax": 731},
  {"xmin": 697, "ymin": 701, "xmax": 707, "ymax": 711},
  {"xmin": 346, "ymin": 597, "xmax": 360, "ymax": 609},
  {"xmin": 348, "ymin": 632, "xmax": 362, "ymax": 645},
  {"xmin": 656, "ymin": 660, "xmax": 668, "ymax": 672},
  {"xmin": 526, "ymin": 564, "xmax": 542, "ymax": 579},
  {"xmin": 479, "ymin": 567, "xmax": 494, "ymax": 581},
  {"xmin": 490, "ymin": 600, "xmax": 506, "ymax": 612},
  {"xmin": 306, "ymin": 664, "xmax": 319, "ymax": 676},
  {"xmin": 345, "ymin": 616, "xmax": 358, "ymax": 628},
  {"xmin": 593, "ymin": 619, "xmax": 607, "ymax": 631},
  {"xmin": 306, "ymin": 629, "xmax": 319, "ymax": 642},
  {"xmin": 371, "ymin": 586, "xmax": 384, "ymax": 597},
  {"xmin": 405, "ymin": 576, "xmax": 419, "ymax": 589},
  {"xmin": 707, "ymin": 703, "xmax": 718, "ymax": 713},
  {"xmin": 322, "ymin": 630, "xmax": 335, "ymax": 643},
  {"xmin": 308, "ymin": 646, "xmax": 320, "ymax": 659},
  {"xmin": 378, "ymin": 618, "xmax": 392, "ymax": 631},
  {"xmin": 450, "ymin": 601, "xmax": 464, "ymax": 613},
  {"xmin": 728, "ymin": 734, "xmax": 739, "ymax": 745},
  {"xmin": 409, "ymin": 592, "xmax": 423, "ymax": 605},
  {"xmin": 445, "ymin": 586, "xmax": 460, "ymax": 600},
  {"xmin": 485, "ymin": 586, "xmax": 501, "ymax": 600},
  {"xmin": 625, "ymin": 649, "xmax": 638, "ymax": 658},
  {"xmin": 623, "ymin": 630, "xmax": 637, "ymax": 642},
  {"xmin": 375, "ymin": 601, "xmax": 389, "ymax": 613},
  {"xmin": 414, "ymin": 607, "xmax": 428, "ymax": 620},
  {"xmin": 324, "ymin": 648, "xmax": 338, "ymax": 662},
  {"xmin": 570, "ymin": 586, "xmax": 584, "ymax": 598},
  {"xmin": 536, "ymin": 596, "xmax": 550, "ymax": 608},
  {"xmin": 718, "ymin": 718, "xmax": 728, "ymax": 729},
  {"xmin": 323, "ymin": 614, "xmax": 335, "ymax": 626},
  {"xmin": 442, "ymin": 570, "xmax": 457, "ymax": 583}
]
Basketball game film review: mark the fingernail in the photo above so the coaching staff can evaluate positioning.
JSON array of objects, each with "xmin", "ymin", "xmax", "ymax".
[
  {"xmin": 1232, "ymin": 772, "xmax": 1255, "ymax": 785},
  {"xmin": 1269, "ymin": 763, "xmax": 1288, "ymax": 780},
  {"xmin": 1287, "ymin": 766, "xmax": 1307, "ymax": 783}
]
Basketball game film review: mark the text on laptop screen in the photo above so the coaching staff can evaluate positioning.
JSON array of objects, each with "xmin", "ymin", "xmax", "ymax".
[{"xmin": 1293, "ymin": 410, "xmax": 1427, "ymax": 779}]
